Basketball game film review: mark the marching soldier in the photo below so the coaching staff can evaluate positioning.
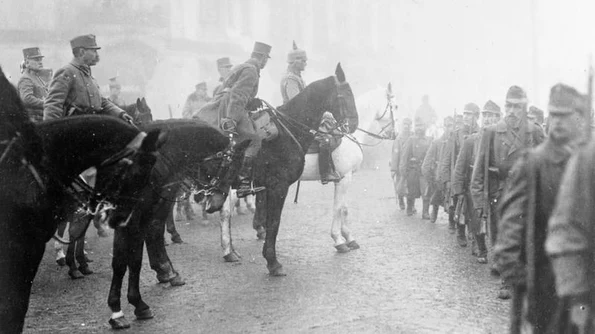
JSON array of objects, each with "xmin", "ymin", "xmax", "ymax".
[
  {"xmin": 213, "ymin": 57, "xmax": 233, "ymax": 97},
  {"xmin": 471, "ymin": 85, "xmax": 545, "ymax": 299},
  {"xmin": 422, "ymin": 116, "xmax": 454, "ymax": 223},
  {"xmin": 196, "ymin": 41, "xmax": 272, "ymax": 198},
  {"xmin": 452, "ymin": 101, "xmax": 500, "ymax": 262},
  {"xmin": 438, "ymin": 103, "xmax": 480, "ymax": 237},
  {"xmin": 183, "ymin": 82, "xmax": 210, "ymax": 119},
  {"xmin": 17, "ymin": 47, "xmax": 49, "ymax": 123},
  {"xmin": 107, "ymin": 77, "xmax": 125, "ymax": 107},
  {"xmin": 280, "ymin": 41, "xmax": 307, "ymax": 104},
  {"xmin": 391, "ymin": 118, "xmax": 412, "ymax": 210},
  {"xmin": 496, "ymin": 84, "xmax": 586, "ymax": 332},
  {"xmin": 44, "ymin": 34, "xmax": 132, "ymax": 122},
  {"xmin": 399, "ymin": 117, "xmax": 432, "ymax": 217}
]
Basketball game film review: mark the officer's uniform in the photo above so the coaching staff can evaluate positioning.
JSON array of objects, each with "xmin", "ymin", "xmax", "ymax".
[
  {"xmin": 17, "ymin": 47, "xmax": 48, "ymax": 123},
  {"xmin": 44, "ymin": 35, "xmax": 124, "ymax": 120},
  {"xmin": 496, "ymin": 84, "xmax": 586, "ymax": 332},
  {"xmin": 280, "ymin": 41, "xmax": 307, "ymax": 104}
]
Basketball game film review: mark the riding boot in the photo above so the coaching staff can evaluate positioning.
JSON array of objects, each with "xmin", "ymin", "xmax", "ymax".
[
  {"xmin": 237, "ymin": 156, "xmax": 265, "ymax": 198},
  {"xmin": 319, "ymin": 141, "xmax": 341, "ymax": 184},
  {"xmin": 421, "ymin": 199, "xmax": 430, "ymax": 220},
  {"xmin": 406, "ymin": 197, "xmax": 415, "ymax": 216},
  {"xmin": 457, "ymin": 223, "xmax": 467, "ymax": 247},
  {"xmin": 448, "ymin": 207, "xmax": 456, "ymax": 234},
  {"xmin": 430, "ymin": 205, "xmax": 439, "ymax": 223},
  {"xmin": 475, "ymin": 233, "xmax": 488, "ymax": 264},
  {"xmin": 398, "ymin": 196, "xmax": 406, "ymax": 211}
]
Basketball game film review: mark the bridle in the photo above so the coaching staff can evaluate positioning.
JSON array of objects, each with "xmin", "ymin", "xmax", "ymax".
[{"xmin": 356, "ymin": 98, "xmax": 397, "ymax": 142}]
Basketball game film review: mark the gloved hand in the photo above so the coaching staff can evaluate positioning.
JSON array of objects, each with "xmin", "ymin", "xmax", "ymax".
[
  {"xmin": 120, "ymin": 112, "xmax": 134, "ymax": 123},
  {"xmin": 246, "ymin": 98, "xmax": 263, "ymax": 111}
]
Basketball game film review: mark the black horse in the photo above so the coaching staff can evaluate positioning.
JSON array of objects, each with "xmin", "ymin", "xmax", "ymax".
[
  {"xmin": 123, "ymin": 97, "xmax": 154, "ymax": 125},
  {"xmin": 252, "ymin": 63, "xmax": 359, "ymax": 276},
  {"xmin": 0, "ymin": 68, "xmax": 164, "ymax": 333},
  {"xmin": 104, "ymin": 119, "xmax": 250, "ymax": 330}
]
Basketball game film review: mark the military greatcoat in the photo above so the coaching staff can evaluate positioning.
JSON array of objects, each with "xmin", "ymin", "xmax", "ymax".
[
  {"xmin": 451, "ymin": 132, "xmax": 481, "ymax": 233},
  {"xmin": 422, "ymin": 132, "xmax": 448, "ymax": 205},
  {"xmin": 399, "ymin": 134, "xmax": 432, "ymax": 199},
  {"xmin": 497, "ymin": 140, "xmax": 573, "ymax": 332},
  {"xmin": 18, "ymin": 69, "xmax": 48, "ymax": 123},
  {"xmin": 44, "ymin": 62, "xmax": 122, "ymax": 120}
]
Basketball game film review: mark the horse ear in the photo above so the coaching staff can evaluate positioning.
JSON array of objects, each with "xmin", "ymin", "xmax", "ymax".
[
  {"xmin": 136, "ymin": 98, "xmax": 141, "ymax": 106},
  {"xmin": 141, "ymin": 129, "xmax": 167, "ymax": 152},
  {"xmin": 335, "ymin": 63, "xmax": 345, "ymax": 83},
  {"xmin": 142, "ymin": 97, "xmax": 146, "ymax": 104}
]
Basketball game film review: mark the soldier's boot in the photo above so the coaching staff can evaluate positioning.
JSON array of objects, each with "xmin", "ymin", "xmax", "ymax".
[
  {"xmin": 421, "ymin": 199, "xmax": 430, "ymax": 220},
  {"xmin": 430, "ymin": 205, "xmax": 439, "ymax": 223},
  {"xmin": 398, "ymin": 196, "xmax": 406, "ymax": 211},
  {"xmin": 406, "ymin": 197, "xmax": 415, "ymax": 216},
  {"xmin": 476, "ymin": 234, "xmax": 488, "ymax": 264},
  {"xmin": 497, "ymin": 280, "xmax": 512, "ymax": 300},
  {"xmin": 448, "ymin": 208, "xmax": 456, "ymax": 234},
  {"xmin": 237, "ymin": 156, "xmax": 265, "ymax": 198},
  {"xmin": 457, "ymin": 224, "xmax": 467, "ymax": 247},
  {"xmin": 319, "ymin": 143, "xmax": 341, "ymax": 185}
]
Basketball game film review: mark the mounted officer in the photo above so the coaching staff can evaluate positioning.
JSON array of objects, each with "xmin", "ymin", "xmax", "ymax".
[
  {"xmin": 183, "ymin": 82, "xmax": 210, "ymax": 119},
  {"xmin": 107, "ymin": 76, "xmax": 125, "ymax": 108},
  {"xmin": 497, "ymin": 84, "xmax": 586, "ymax": 332},
  {"xmin": 44, "ymin": 34, "xmax": 132, "ymax": 122},
  {"xmin": 470, "ymin": 85, "xmax": 545, "ymax": 299},
  {"xmin": 195, "ymin": 41, "xmax": 272, "ymax": 198},
  {"xmin": 213, "ymin": 57, "xmax": 233, "ymax": 97},
  {"xmin": 280, "ymin": 41, "xmax": 307, "ymax": 104},
  {"xmin": 17, "ymin": 47, "xmax": 49, "ymax": 123}
]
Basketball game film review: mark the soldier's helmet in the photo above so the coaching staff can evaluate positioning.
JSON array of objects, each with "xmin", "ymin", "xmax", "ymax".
[
  {"xmin": 505, "ymin": 85, "xmax": 528, "ymax": 104},
  {"xmin": 482, "ymin": 100, "xmax": 501, "ymax": 115},
  {"xmin": 287, "ymin": 41, "xmax": 307, "ymax": 63}
]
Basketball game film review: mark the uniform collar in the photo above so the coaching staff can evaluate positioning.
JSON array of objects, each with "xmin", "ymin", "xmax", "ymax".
[
  {"xmin": 70, "ymin": 60, "xmax": 92, "ymax": 76},
  {"xmin": 245, "ymin": 58, "xmax": 261, "ymax": 75}
]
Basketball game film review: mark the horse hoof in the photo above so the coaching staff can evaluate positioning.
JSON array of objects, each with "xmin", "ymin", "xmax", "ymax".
[
  {"xmin": 223, "ymin": 252, "xmax": 240, "ymax": 262},
  {"xmin": 171, "ymin": 235, "xmax": 184, "ymax": 244},
  {"xmin": 68, "ymin": 269, "xmax": 85, "ymax": 279},
  {"xmin": 256, "ymin": 228, "xmax": 266, "ymax": 240},
  {"xmin": 109, "ymin": 316, "xmax": 131, "ymax": 329},
  {"xmin": 334, "ymin": 243, "xmax": 350, "ymax": 253},
  {"xmin": 346, "ymin": 240, "xmax": 360, "ymax": 250},
  {"xmin": 78, "ymin": 266, "xmax": 94, "ymax": 275},
  {"xmin": 135, "ymin": 307, "xmax": 154, "ymax": 320},
  {"xmin": 169, "ymin": 275, "xmax": 186, "ymax": 287},
  {"xmin": 56, "ymin": 258, "xmax": 66, "ymax": 267},
  {"xmin": 268, "ymin": 263, "xmax": 286, "ymax": 276}
]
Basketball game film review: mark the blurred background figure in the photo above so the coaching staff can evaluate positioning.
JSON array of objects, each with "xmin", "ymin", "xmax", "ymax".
[
  {"xmin": 213, "ymin": 57, "xmax": 233, "ymax": 96},
  {"xmin": 107, "ymin": 76, "xmax": 125, "ymax": 107},
  {"xmin": 182, "ymin": 81, "xmax": 210, "ymax": 119}
]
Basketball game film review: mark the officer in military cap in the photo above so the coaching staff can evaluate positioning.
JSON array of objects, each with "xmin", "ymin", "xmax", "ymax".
[
  {"xmin": 183, "ymin": 82, "xmax": 211, "ymax": 119},
  {"xmin": 213, "ymin": 57, "xmax": 233, "ymax": 97},
  {"xmin": 17, "ymin": 47, "xmax": 49, "ymax": 123},
  {"xmin": 107, "ymin": 76, "xmax": 125, "ymax": 107},
  {"xmin": 44, "ymin": 34, "xmax": 133, "ymax": 122},
  {"xmin": 496, "ymin": 84, "xmax": 586, "ymax": 332},
  {"xmin": 280, "ymin": 41, "xmax": 307, "ymax": 103},
  {"xmin": 471, "ymin": 85, "xmax": 545, "ymax": 299},
  {"xmin": 196, "ymin": 41, "xmax": 272, "ymax": 198}
]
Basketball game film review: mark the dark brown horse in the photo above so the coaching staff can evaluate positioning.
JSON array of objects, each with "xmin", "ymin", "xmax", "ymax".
[
  {"xmin": 252, "ymin": 63, "xmax": 359, "ymax": 276},
  {"xmin": 123, "ymin": 97, "xmax": 154, "ymax": 125},
  {"xmin": 0, "ymin": 68, "xmax": 164, "ymax": 333},
  {"xmin": 104, "ymin": 119, "xmax": 250, "ymax": 330}
]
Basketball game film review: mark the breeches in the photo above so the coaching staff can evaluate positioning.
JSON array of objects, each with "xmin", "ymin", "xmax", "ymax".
[{"xmin": 234, "ymin": 112, "xmax": 262, "ymax": 158}]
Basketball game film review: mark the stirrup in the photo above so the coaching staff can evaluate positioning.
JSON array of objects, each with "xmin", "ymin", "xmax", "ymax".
[{"xmin": 237, "ymin": 184, "xmax": 265, "ymax": 198}]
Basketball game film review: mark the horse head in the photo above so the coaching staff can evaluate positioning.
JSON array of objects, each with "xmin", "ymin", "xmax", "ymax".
[
  {"xmin": 136, "ymin": 97, "xmax": 153, "ymax": 124},
  {"xmin": 328, "ymin": 63, "xmax": 358, "ymax": 133}
]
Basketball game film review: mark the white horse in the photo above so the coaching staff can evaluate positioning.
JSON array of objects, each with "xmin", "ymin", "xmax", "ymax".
[{"xmin": 215, "ymin": 84, "xmax": 396, "ymax": 258}]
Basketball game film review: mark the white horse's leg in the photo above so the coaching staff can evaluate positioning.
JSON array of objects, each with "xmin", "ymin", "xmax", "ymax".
[
  {"xmin": 220, "ymin": 190, "xmax": 240, "ymax": 262},
  {"xmin": 245, "ymin": 195, "xmax": 256, "ymax": 213},
  {"xmin": 331, "ymin": 172, "xmax": 350, "ymax": 251}
]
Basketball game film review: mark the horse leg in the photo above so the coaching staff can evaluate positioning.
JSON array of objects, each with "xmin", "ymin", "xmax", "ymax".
[
  {"xmin": 253, "ymin": 191, "xmax": 267, "ymax": 240},
  {"xmin": 54, "ymin": 221, "xmax": 67, "ymax": 266},
  {"xmin": 165, "ymin": 207, "xmax": 183, "ymax": 244},
  {"xmin": 108, "ymin": 227, "xmax": 131, "ymax": 329},
  {"xmin": 145, "ymin": 208, "xmax": 185, "ymax": 286},
  {"xmin": 128, "ymin": 236, "xmax": 153, "ymax": 321},
  {"xmin": 263, "ymin": 186, "xmax": 288, "ymax": 276},
  {"xmin": 220, "ymin": 194, "xmax": 240, "ymax": 262},
  {"xmin": 75, "ymin": 218, "xmax": 93, "ymax": 275},
  {"xmin": 335, "ymin": 172, "xmax": 359, "ymax": 251}
]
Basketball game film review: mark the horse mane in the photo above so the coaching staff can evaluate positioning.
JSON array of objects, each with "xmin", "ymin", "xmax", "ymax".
[
  {"xmin": 142, "ymin": 119, "xmax": 229, "ymax": 154},
  {"xmin": 280, "ymin": 76, "xmax": 336, "ymax": 112}
]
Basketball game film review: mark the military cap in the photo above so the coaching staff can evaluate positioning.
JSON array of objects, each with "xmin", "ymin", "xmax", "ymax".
[
  {"xmin": 217, "ymin": 57, "xmax": 232, "ymax": 68},
  {"xmin": 22, "ymin": 47, "xmax": 43, "ymax": 59},
  {"xmin": 70, "ymin": 34, "xmax": 101, "ymax": 50},
  {"xmin": 528, "ymin": 105, "xmax": 544, "ymax": 121},
  {"xmin": 482, "ymin": 100, "xmax": 501, "ymax": 115},
  {"xmin": 463, "ymin": 102, "xmax": 480, "ymax": 115},
  {"xmin": 108, "ymin": 77, "xmax": 121, "ymax": 89},
  {"xmin": 252, "ymin": 41, "xmax": 272, "ymax": 58},
  {"xmin": 195, "ymin": 82, "xmax": 207, "ymax": 90},
  {"xmin": 287, "ymin": 41, "xmax": 307, "ymax": 63},
  {"xmin": 505, "ymin": 85, "xmax": 527, "ymax": 104},
  {"xmin": 548, "ymin": 83, "xmax": 587, "ymax": 116}
]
